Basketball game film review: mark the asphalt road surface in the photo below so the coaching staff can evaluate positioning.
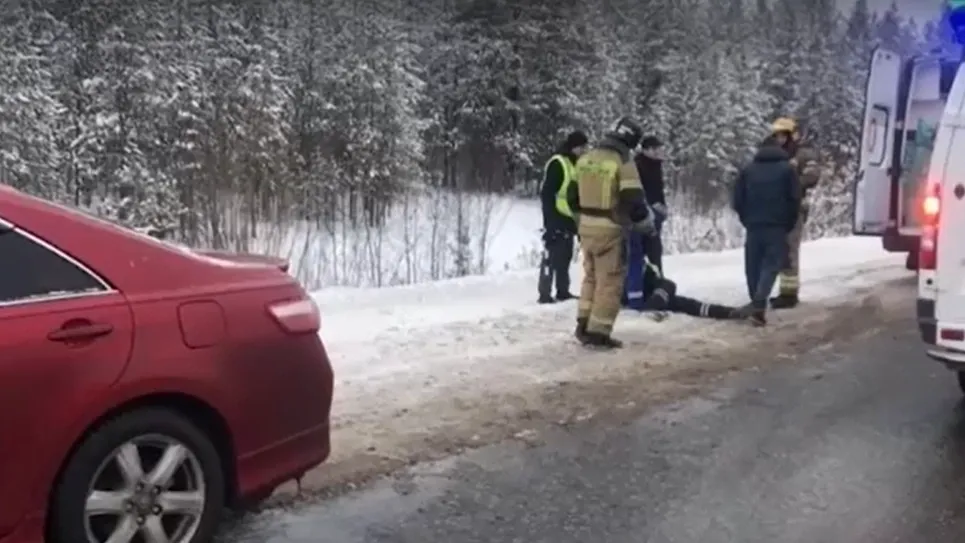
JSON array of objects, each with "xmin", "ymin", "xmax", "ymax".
[{"xmin": 221, "ymin": 319, "xmax": 965, "ymax": 543}]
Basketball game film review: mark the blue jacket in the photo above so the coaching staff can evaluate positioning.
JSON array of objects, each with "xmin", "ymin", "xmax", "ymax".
[{"xmin": 732, "ymin": 145, "xmax": 800, "ymax": 231}]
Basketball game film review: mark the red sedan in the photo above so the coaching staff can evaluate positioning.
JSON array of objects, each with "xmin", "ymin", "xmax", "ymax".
[{"xmin": 0, "ymin": 186, "xmax": 334, "ymax": 543}]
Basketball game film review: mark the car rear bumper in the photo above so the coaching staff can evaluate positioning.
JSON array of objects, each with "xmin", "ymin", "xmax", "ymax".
[
  {"xmin": 917, "ymin": 297, "xmax": 965, "ymax": 369},
  {"xmin": 236, "ymin": 419, "xmax": 331, "ymax": 505},
  {"xmin": 234, "ymin": 334, "xmax": 334, "ymax": 505}
]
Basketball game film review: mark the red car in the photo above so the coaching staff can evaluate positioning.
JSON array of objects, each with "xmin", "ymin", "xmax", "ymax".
[{"xmin": 0, "ymin": 186, "xmax": 334, "ymax": 543}]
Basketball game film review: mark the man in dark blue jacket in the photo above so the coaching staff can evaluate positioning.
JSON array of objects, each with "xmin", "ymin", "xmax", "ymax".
[{"xmin": 732, "ymin": 137, "xmax": 801, "ymax": 326}]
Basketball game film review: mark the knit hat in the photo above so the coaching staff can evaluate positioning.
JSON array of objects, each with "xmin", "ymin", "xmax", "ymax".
[
  {"xmin": 640, "ymin": 136, "xmax": 663, "ymax": 149},
  {"xmin": 563, "ymin": 130, "xmax": 588, "ymax": 150}
]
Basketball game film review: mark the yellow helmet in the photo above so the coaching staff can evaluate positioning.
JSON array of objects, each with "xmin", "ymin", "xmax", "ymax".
[{"xmin": 771, "ymin": 117, "xmax": 798, "ymax": 137}]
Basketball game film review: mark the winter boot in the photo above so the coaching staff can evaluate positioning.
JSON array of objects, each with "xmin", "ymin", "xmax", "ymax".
[
  {"xmin": 730, "ymin": 303, "xmax": 755, "ymax": 319},
  {"xmin": 575, "ymin": 318, "xmax": 589, "ymax": 343},
  {"xmin": 556, "ymin": 291, "xmax": 577, "ymax": 302},
  {"xmin": 582, "ymin": 332, "xmax": 624, "ymax": 349},
  {"xmin": 748, "ymin": 308, "xmax": 767, "ymax": 327},
  {"xmin": 769, "ymin": 294, "xmax": 799, "ymax": 309},
  {"xmin": 538, "ymin": 295, "xmax": 557, "ymax": 304}
]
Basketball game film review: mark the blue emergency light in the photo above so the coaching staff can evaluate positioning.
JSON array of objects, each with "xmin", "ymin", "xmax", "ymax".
[{"xmin": 947, "ymin": 0, "xmax": 965, "ymax": 44}]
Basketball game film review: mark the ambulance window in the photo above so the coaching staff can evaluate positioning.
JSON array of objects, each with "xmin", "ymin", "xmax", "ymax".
[{"xmin": 867, "ymin": 105, "xmax": 889, "ymax": 167}]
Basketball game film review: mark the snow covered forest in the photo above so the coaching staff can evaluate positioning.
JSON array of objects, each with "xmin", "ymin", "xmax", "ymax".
[{"xmin": 0, "ymin": 0, "xmax": 941, "ymax": 288}]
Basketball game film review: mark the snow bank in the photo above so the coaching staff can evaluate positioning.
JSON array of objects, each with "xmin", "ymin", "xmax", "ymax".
[{"xmin": 313, "ymin": 236, "xmax": 903, "ymax": 351}]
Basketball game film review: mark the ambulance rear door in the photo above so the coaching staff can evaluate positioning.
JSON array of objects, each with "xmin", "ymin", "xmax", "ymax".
[
  {"xmin": 853, "ymin": 46, "xmax": 903, "ymax": 235},
  {"xmin": 933, "ymin": 62, "xmax": 965, "ymax": 336}
]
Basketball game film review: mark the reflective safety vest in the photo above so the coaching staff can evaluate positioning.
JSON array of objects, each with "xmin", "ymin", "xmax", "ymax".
[{"xmin": 546, "ymin": 154, "xmax": 576, "ymax": 218}]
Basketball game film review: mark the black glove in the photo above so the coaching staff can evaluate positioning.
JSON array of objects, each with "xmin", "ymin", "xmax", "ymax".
[
  {"xmin": 542, "ymin": 229, "xmax": 571, "ymax": 243},
  {"xmin": 631, "ymin": 214, "xmax": 656, "ymax": 235}
]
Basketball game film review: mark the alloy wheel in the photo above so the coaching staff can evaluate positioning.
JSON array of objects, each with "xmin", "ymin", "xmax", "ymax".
[{"xmin": 83, "ymin": 435, "xmax": 206, "ymax": 543}]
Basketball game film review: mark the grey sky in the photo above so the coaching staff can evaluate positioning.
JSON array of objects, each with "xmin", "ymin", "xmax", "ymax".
[{"xmin": 838, "ymin": 0, "xmax": 942, "ymax": 21}]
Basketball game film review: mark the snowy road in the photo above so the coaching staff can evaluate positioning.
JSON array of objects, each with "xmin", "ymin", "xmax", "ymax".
[
  {"xmin": 222, "ymin": 300, "xmax": 955, "ymax": 543},
  {"xmin": 278, "ymin": 237, "xmax": 911, "ymax": 499}
]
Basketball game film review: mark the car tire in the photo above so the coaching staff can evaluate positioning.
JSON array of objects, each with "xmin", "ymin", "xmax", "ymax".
[{"xmin": 49, "ymin": 408, "xmax": 226, "ymax": 543}]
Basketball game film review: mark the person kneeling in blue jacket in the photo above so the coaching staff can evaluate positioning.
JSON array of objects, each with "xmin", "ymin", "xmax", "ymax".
[{"xmin": 622, "ymin": 203, "xmax": 667, "ymax": 310}]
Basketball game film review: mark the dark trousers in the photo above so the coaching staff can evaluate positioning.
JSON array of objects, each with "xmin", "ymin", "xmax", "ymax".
[
  {"xmin": 643, "ymin": 278, "xmax": 736, "ymax": 319},
  {"xmin": 643, "ymin": 227, "xmax": 663, "ymax": 299},
  {"xmin": 538, "ymin": 232, "xmax": 574, "ymax": 298},
  {"xmin": 744, "ymin": 227, "xmax": 788, "ymax": 309}
]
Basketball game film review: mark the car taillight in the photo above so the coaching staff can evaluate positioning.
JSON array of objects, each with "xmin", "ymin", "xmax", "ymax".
[
  {"xmin": 920, "ymin": 187, "xmax": 940, "ymax": 270},
  {"xmin": 268, "ymin": 298, "xmax": 320, "ymax": 334},
  {"xmin": 923, "ymin": 195, "xmax": 940, "ymax": 219}
]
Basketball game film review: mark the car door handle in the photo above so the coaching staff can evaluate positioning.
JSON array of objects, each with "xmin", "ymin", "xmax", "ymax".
[{"xmin": 47, "ymin": 322, "xmax": 114, "ymax": 342}]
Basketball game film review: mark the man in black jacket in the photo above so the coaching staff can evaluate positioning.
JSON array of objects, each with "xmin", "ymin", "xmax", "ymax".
[
  {"xmin": 538, "ymin": 130, "xmax": 588, "ymax": 304},
  {"xmin": 731, "ymin": 138, "xmax": 801, "ymax": 326},
  {"xmin": 635, "ymin": 136, "xmax": 667, "ymax": 270}
]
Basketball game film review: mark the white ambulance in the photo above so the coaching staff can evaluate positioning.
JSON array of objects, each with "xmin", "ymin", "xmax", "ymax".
[
  {"xmin": 857, "ymin": 44, "xmax": 965, "ymax": 389},
  {"xmin": 852, "ymin": 45, "xmax": 965, "ymax": 388},
  {"xmin": 853, "ymin": 47, "xmax": 957, "ymax": 269}
]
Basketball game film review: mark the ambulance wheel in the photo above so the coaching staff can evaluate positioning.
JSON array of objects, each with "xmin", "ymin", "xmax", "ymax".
[
  {"xmin": 905, "ymin": 251, "xmax": 919, "ymax": 271},
  {"xmin": 957, "ymin": 371, "xmax": 965, "ymax": 395}
]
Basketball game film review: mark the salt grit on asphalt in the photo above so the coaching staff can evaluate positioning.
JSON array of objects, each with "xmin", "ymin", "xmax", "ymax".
[{"xmin": 296, "ymin": 236, "xmax": 908, "ymax": 494}]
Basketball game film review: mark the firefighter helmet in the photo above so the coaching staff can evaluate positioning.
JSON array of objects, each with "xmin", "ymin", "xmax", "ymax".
[
  {"xmin": 606, "ymin": 117, "xmax": 643, "ymax": 150},
  {"xmin": 771, "ymin": 117, "xmax": 799, "ymax": 139}
]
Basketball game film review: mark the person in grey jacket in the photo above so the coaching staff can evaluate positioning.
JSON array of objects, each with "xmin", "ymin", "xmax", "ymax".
[{"xmin": 731, "ymin": 137, "xmax": 801, "ymax": 326}]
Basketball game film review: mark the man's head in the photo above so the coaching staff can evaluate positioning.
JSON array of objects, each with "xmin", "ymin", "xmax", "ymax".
[
  {"xmin": 561, "ymin": 130, "xmax": 588, "ymax": 157},
  {"xmin": 639, "ymin": 136, "xmax": 665, "ymax": 161}
]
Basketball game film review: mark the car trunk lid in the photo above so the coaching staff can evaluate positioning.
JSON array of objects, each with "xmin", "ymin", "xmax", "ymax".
[{"xmin": 193, "ymin": 249, "xmax": 289, "ymax": 272}]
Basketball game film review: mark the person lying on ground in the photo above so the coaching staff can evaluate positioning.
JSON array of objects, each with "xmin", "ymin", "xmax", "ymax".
[{"xmin": 635, "ymin": 258, "xmax": 743, "ymax": 322}]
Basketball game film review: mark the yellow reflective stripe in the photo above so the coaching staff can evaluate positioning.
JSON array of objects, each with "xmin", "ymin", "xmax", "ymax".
[
  {"xmin": 618, "ymin": 177, "xmax": 640, "ymax": 190},
  {"xmin": 589, "ymin": 315, "xmax": 614, "ymax": 326},
  {"xmin": 778, "ymin": 273, "xmax": 799, "ymax": 295},
  {"xmin": 599, "ymin": 178, "xmax": 611, "ymax": 210}
]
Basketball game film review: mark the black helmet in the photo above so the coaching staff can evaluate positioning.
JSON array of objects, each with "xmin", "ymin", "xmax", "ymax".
[{"xmin": 606, "ymin": 116, "xmax": 643, "ymax": 150}]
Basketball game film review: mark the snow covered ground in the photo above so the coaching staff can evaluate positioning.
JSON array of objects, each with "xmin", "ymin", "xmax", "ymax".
[
  {"xmin": 314, "ymin": 236, "xmax": 904, "ymax": 354},
  {"xmin": 289, "ymin": 236, "xmax": 912, "ymax": 495}
]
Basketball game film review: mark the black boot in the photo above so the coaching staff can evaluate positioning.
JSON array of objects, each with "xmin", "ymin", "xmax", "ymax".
[
  {"xmin": 769, "ymin": 294, "xmax": 799, "ymax": 309},
  {"xmin": 582, "ymin": 332, "xmax": 623, "ymax": 349},
  {"xmin": 538, "ymin": 295, "xmax": 557, "ymax": 304},
  {"xmin": 748, "ymin": 309, "xmax": 767, "ymax": 327},
  {"xmin": 557, "ymin": 291, "xmax": 577, "ymax": 302},
  {"xmin": 575, "ymin": 318, "xmax": 589, "ymax": 343},
  {"xmin": 732, "ymin": 304, "xmax": 766, "ymax": 326},
  {"xmin": 731, "ymin": 303, "xmax": 754, "ymax": 319}
]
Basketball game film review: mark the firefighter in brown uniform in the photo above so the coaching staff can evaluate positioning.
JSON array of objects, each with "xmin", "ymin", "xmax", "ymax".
[
  {"xmin": 767, "ymin": 117, "xmax": 821, "ymax": 309},
  {"xmin": 565, "ymin": 117, "xmax": 653, "ymax": 349}
]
